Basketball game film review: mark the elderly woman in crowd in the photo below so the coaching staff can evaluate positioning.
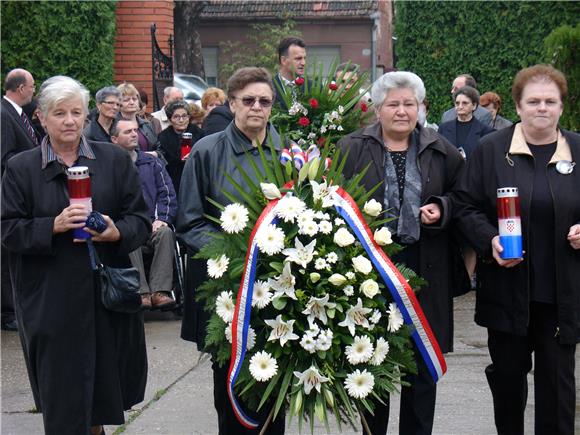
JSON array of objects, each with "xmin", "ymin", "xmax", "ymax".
[
  {"xmin": 188, "ymin": 102, "xmax": 207, "ymax": 129},
  {"xmin": 117, "ymin": 82, "xmax": 157, "ymax": 151},
  {"xmin": 83, "ymin": 86, "xmax": 121, "ymax": 142},
  {"xmin": 480, "ymin": 91, "xmax": 513, "ymax": 130},
  {"xmin": 201, "ymin": 86, "xmax": 226, "ymax": 114},
  {"xmin": 177, "ymin": 67, "xmax": 285, "ymax": 434},
  {"xmin": 1, "ymin": 76, "xmax": 151, "ymax": 435},
  {"xmin": 337, "ymin": 71, "xmax": 465, "ymax": 434},
  {"xmin": 157, "ymin": 100, "xmax": 203, "ymax": 195},
  {"xmin": 439, "ymin": 85, "xmax": 494, "ymax": 159},
  {"xmin": 454, "ymin": 64, "xmax": 579, "ymax": 435}
]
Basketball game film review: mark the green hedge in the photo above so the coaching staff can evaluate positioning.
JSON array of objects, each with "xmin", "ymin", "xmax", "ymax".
[
  {"xmin": 1, "ymin": 1, "xmax": 116, "ymax": 97},
  {"xmin": 394, "ymin": 1, "xmax": 579, "ymax": 127}
]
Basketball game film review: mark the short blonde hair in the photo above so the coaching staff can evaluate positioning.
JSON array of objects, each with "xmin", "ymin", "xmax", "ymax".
[{"xmin": 117, "ymin": 82, "xmax": 141, "ymax": 103}]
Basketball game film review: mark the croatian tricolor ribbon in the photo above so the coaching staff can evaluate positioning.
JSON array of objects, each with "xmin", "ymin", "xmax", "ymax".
[
  {"xmin": 331, "ymin": 187, "xmax": 447, "ymax": 382},
  {"xmin": 279, "ymin": 144, "xmax": 331, "ymax": 170}
]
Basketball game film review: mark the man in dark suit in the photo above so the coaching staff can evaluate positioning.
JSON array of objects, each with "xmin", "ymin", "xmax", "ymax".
[
  {"xmin": 440, "ymin": 74, "xmax": 493, "ymax": 127},
  {"xmin": 1, "ymin": 68, "xmax": 38, "ymax": 331},
  {"xmin": 273, "ymin": 36, "xmax": 307, "ymax": 109}
]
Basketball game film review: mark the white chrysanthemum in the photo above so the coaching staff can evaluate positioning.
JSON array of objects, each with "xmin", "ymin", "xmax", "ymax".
[
  {"xmin": 346, "ymin": 335, "xmax": 374, "ymax": 364},
  {"xmin": 300, "ymin": 332, "xmax": 317, "ymax": 353},
  {"xmin": 370, "ymin": 337, "xmax": 390, "ymax": 366},
  {"xmin": 298, "ymin": 220, "xmax": 319, "ymax": 236},
  {"xmin": 344, "ymin": 369, "xmax": 375, "ymax": 399},
  {"xmin": 275, "ymin": 196, "xmax": 306, "ymax": 223},
  {"xmin": 252, "ymin": 280, "xmax": 272, "ymax": 309},
  {"xmin": 249, "ymin": 351, "xmax": 278, "ymax": 382},
  {"xmin": 220, "ymin": 203, "xmax": 249, "ymax": 233},
  {"xmin": 316, "ymin": 329, "xmax": 333, "ymax": 351},
  {"xmin": 207, "ymin": 255, "xmax": 229, "ymax": 278},
  {"xmin": 296, "ymin": 209, "xmax": 316, "ymax": 227},
  {"xmin": 315, "ymin": 211, "xmax": 331, "ymax": 220},
  {"xmin": 216, "ymin": 291, "xmax": 235, "ymax": 323},
  {"xmin": 387, "ymin": 302, "xmax": 404, "ymax": 332},
  {"xmin": 326, "ymin": 252, "xmax": 338, "ymax": 264},
  {"xmin": 369, "ymin": 309, "xmax": 382, "ymax": 324},
  {"xmin": 314, "ymin": 258, "xmax": 328, "ymax": 270},
  {"xmin": 334, "ymin": 218, "xmax": 345, "ymax": 226},
  {"xmin": 345, "ymin": 271, "xmax": 355, "ymax": 280},
  {"xmin": 343, "ymin": 285, "xmax": 354, "ymax": 296},
  {"xmin": 256, "ymin": 224, "xmax": 285, "ymax": 256},
  {"xmin": 318, "ymin": 220, "xmax": 333, "ymax": 234}
]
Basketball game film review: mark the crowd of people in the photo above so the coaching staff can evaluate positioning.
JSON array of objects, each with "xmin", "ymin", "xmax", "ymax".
[{"xmin": 1, "ymin": 35, "xmax": 578, "ymax": 435}]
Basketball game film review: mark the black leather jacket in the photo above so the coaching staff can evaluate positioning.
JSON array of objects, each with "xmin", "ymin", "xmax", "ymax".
[{"xmin": 176, "ymin": 122, "xmax": 282, "ymax": 252}]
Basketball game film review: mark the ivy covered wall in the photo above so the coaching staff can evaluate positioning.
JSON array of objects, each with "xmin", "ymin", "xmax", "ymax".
[
  {"xmin": 394, "ymin": 1, "xmax": 579, "ymax": 126},
  {"xmin": 1, "ymin": 1, "xmax": 116, "ymax": 97}
]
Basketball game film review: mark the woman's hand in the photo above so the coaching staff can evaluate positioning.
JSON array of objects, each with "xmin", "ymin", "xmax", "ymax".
[
  {"xmin": 567, "ymin": 224, "xmax": 580, "ymax": 250},
  {"xmin": 420, "ymin": 203, "xmax": 441, "ymax": 225},
  {"xmin": 491, "ymin": 235, "xmax": 524, "ymax": 268},
  {"xmin": 84, "ymin": 214, "xmax": 121, "ymax": 242},
  {"xmin": 53, "ymin": 204, "xmax": 90, "ymax": 234}
]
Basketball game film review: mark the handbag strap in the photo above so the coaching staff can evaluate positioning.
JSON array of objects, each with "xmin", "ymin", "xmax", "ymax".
[{"xmin": 86, "ymin": 239, "xmax": 102, "ymax": 271}]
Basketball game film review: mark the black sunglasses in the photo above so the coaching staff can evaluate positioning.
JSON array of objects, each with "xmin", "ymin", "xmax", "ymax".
[{"xmin": 235, "ymin": 96, "xmax": 273, "ymax": 108}]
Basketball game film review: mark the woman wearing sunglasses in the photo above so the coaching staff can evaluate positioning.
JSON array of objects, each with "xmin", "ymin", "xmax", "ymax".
[
  {"xmin": 176, "ymin": 67, "xmax": 286, "ymax": 434},
  {"xmin": 156, "ymin": 100, "xmax": 203, "ymax": 195}
]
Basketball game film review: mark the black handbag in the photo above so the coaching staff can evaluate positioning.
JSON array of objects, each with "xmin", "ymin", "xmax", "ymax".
[{"xmin": 87, "ymin": 239, "xmax": 142, "ymax": 313}]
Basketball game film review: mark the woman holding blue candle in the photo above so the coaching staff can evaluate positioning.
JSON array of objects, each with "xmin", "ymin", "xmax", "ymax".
[
  {"xmin": 1, "ymin": 76, "xmax": 151, "ymax": 435},
  {"xmin": 454, "ymin": 64, "xmax": 580, "ymax": 435}
]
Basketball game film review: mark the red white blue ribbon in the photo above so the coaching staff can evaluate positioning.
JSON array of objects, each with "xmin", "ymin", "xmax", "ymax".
[
  {"xmin": 279, "ymin": 144, "xmax": 331, "ymax": 170},
  {"xmin": 331, "ymin": 187, "xmax": 447, "ymax": 382}
]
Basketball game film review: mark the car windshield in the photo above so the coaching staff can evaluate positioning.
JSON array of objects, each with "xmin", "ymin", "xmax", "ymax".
[{"xmin": 176, "ymin": 75, "xmax": 206, "ymax": 88}]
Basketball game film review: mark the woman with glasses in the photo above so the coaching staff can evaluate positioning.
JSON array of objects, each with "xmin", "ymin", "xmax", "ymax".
[
  {"xmin": 117, "ymin": 83, "xmax": 158, "ymax": 152},
  {"xmin": 84, "ymin": 86, "xmax": 122, "ymax": 142},
  {"xmin": 157, "ymin": 100, "xmax": 203, "ymax": 195}
]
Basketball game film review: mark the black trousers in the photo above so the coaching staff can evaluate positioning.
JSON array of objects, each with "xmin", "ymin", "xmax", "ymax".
[
  {"xmin": 362, "ymin": 347, "xmax": 437, "ymax": 435},
  {"xmin": 212, "ymin": 361, "xmax": 285, "ymax": 435},
  {"xmin": 1, "ymin": 246, "xmax": 16, "ymax": 324},
  {"xmin": 486, "ymin": 302, "xmax": 576, "ymax": 435}
]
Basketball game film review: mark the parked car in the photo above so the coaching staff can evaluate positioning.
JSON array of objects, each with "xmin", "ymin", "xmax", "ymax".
[{"xmin": 174, "ymin": 73, "xmax": 209, "ymax": 105}]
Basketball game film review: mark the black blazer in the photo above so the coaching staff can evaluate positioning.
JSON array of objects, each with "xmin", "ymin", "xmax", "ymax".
[
  {"xmin": 1, "ymin": 98, "xmax": 38, "ymax": 174},
  {"xmin": 439, "ymin": 117, "xmax": 495, "ymax": 159}
]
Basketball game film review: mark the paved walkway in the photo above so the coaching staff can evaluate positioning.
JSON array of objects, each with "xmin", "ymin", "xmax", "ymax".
[{"xmin": 2, "ymin": 293, "xmax": 579, "ymax": 434}]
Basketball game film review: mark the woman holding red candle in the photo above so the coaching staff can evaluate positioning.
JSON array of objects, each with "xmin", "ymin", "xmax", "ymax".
[
  {"xmin": 157, "ymin": 100, "xmax": 203, "ymax": 194},
  {"xmin": 1, "ymin": 75, "xmax": 151, "ymax": 435},
  {"xmin": 454, "ymin": 65, "xmax": 580, "ymax": 435}
]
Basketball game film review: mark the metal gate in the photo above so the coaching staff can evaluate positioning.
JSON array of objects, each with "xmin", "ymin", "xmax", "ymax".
[{"xmin": 151, "ymin": 23, "xmax": 174, "ymax": 111}]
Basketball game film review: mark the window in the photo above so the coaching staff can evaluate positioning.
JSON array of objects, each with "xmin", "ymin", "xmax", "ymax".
[
  {"xmin": 306, "ymin": 46, "xmax": 341, "ymax": 79},
  {"xmin": 202, "ymin": 47, "xmax": 218, "ymax": 87}
]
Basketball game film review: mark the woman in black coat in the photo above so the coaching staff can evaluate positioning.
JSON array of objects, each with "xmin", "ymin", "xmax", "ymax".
[
  {"xmin": 337, "ymin": 71, "xmax": 465, "ymax": 435},
  {"xmin": 454, "ymin": 64, "xmax": 580, "ymax": 435},
  {"xmin": 157, "ymin": 100, "xmax": 203, "ymax": 194},
  {"xmin": 439, "ymin": 85, "xmax": 494, "ymax": 159},
  {"xmin": 1, "ymin": 76, "xmax": 151, "ymax": 435}
]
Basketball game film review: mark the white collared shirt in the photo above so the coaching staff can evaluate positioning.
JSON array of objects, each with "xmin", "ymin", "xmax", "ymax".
[{"xmin": 3, "ymin": 95, "xmax": 22, "ymax": 116}]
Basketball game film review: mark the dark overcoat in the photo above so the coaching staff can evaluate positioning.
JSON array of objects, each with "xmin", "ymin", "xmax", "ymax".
[
  {"xmin": 337, "ymin": 123, "xmax": 465, "ymax": 353},
  {"xmin": 438, "ymin": 116, "xmax": 494, "ymax": 158},
  {"xmin": 1, "ymin": 139, "xmax": 151, "ymax": 435}
]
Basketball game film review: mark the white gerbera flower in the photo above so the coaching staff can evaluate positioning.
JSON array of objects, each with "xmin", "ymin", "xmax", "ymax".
[
  {"xmin": 300, "ymin": 332, "xmax": 317, "ymax": 354},
  {"xmin": 314, "ymin": 258, "xmax": 328, "ymax": 270},
  {"xmin": 298, "ymin": 220, "xmax": 319, "ymax": 236},
  {"xmin": 283, "ymin": 238, "xmax": 316, "ymax": 268},
  {"xmin": 225, "ymin": 322, "xmax": 232, "ymax": 342},
  {"xmin": 207, "ymin": 255, "xmax": 229, "ymax": 278},
  {"xmin": 346, "ymin": 335, "xmax": 374, "ymax": 365},
  {"xmin": 268, "ymin": 262, "xmax": 297, "ymax": 300},
  {"xmin": 345, "ymin": 271, "xmax": 355, "ymax": 280},
  {"xmin": 215, "ymin": 291, "xmax": 235, "ymax": 323},
  {"xmin": 302, "ymin": 294, "xmax": 336, "ymax": 327},
  {"xmin": 338, "ymin": 298, "xmax": 372, "ymax": 336},
  {"xmin": 316, "ymin": 329, "xmax": 333, "ymax": 351},
  {"xmin": 344, "ymin": 369, "xmax": 374, "ymax": 399},
  {"xmin": 256, "ymin": 224, "xmax": 285, "ymax": 256},
  {"xmin": 310, "ymin": 180, "xmax": 338, "ymax": 208},
  {"xmin": 369, "ymin": 309, "xmax": 382, "ymax": 324},
  {"xmin": 220, "ymin": 203, "xmax": 249, "ymax": 233},
  {"xmin": 387, "ymin": 302, "xmax": 404, "ymax": 332},
  {"xmin": 343, "ymin": 285, "xmax": 354, "ymax": 296},
  {"xmin": 249, "ymin": 351, "xmax": 278, "ymax": 382},
  {"xmin": 294, "ymin": 366, "xmax": 330, "ymax": 395},
  {"xmin": 252, "ymin": 280, "xmax": 272, "ymax": 309},
  {"xmin": 370, "ymin": 337, "xmax": 390, "ymax": 366},
  {"xmin": 264, "ymin": 314, "xmax": 299, "ymax": 346},
  {"xmin": 275, "ymin": 195, "xmax": 306, "ymax": 223},
  {"xmin": 318, "ymin": 220, "xmax": 333, "ymax": 234},
  {"xmin": 325, "ymin": 252, "xmax": 338, "ymax": 264}
]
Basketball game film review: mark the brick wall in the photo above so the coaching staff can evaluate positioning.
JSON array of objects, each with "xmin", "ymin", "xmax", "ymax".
[{"xmin": 114, "ymin": 0, "xmax": 174, "ymax": 112}]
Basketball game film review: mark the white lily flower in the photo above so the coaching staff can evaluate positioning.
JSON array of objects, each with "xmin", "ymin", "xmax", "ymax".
[
  {"xmin": 302, "ymin": 294, "xmax": 337, "ymax": 327},
  {"xmin": 268, "ymin": 262, "xmax": 297, "ymax": 300},
  {"xmin": 338, "ymin": 298, "xmax": 372, "ymax": 336},
  {"xmin": 282, "ymin": 238, "xmax": 316, "ymax": 268},
  {"xmin": 310, "ymin": 180, "xmax": 338, "ymax": 208},
  {"xmin": 293, "ymin": 366, "xmax": 330, "ymax": 395},
  {"xmin": 264, "ymin": 314, "xmax": 299, "ymax": 346},
  {"xmin": 260, "ymin": 182, "xmax": 282, "ymax": 200}
]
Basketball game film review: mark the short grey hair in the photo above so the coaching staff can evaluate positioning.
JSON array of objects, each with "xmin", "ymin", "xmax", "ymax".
[
  {"xmin": 163, "ymin": 86, "xmax": 181, "ymax": 98},
  {"xmin": 95, "ymin": 86, "xmax": 121, "ymax": 104},
  {"xmin": 37, "ymin": 76, "xmax": 90, "ymax": 117},
  {"xmin": 371, "ymin": 71, "xmax": 426, "ymax": 107}
]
